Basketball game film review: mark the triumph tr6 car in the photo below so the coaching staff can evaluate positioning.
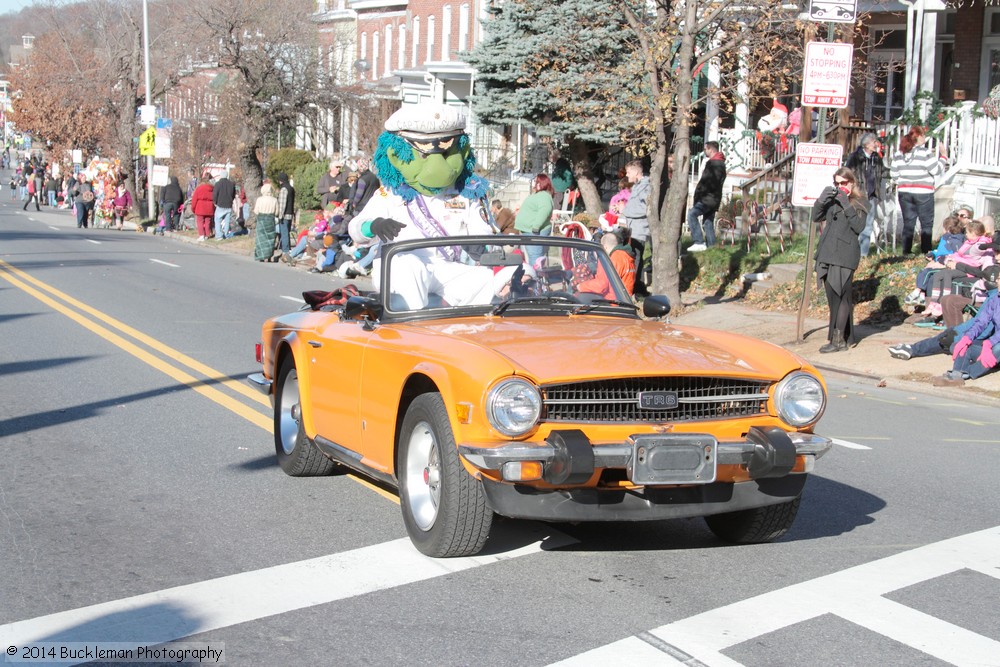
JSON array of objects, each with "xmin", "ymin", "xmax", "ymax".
[{"xmin": 248, "ymin": 235, "xmax": 832, "ymax": 557}]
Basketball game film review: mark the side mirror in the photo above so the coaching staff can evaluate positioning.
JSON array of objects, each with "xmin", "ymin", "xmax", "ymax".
[
  {"xmin": 642, "ymin": 294, "xmax": 672, "ymax": 318},
  {"xmin": 343, "ymin": 295, "xmax": 382, "ymax": 322}
]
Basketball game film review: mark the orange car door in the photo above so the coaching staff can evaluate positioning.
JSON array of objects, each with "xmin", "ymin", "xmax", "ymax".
[{"xmin": 306, "ymin": 319, "xmax": 371, "ymax": 457}]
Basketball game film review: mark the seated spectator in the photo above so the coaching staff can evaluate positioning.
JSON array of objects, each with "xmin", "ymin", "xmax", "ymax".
[
  {"xmin": 933, "ymin": 290, "xmax": 1000, "ymax": 386},
  {"xmin": 890, "ymin": 290, "xmax": 999, "ymax": 361},
  {"xmin": 491, "ymin": 200, "xmax": 516, "ymax": 235},
  {"xmin": 575, "ymin": 230, "xmax": 637, "ymax": 297},
  {"xmin": 905, "ymin": 215, "xmax": 966, "ymax": 306},
  {"xmin": 310, "ymin": 233, "xmax": 351, "ymax": 274},
  {"xmin": 916, "ymin": 219, "xmax": 994, "ymax": 325},
  {"xmin": 338, "ymin": 241, "xmax": 378, "ymax": 279},
  {"xmin": 286, "ymin": 212, "xmax": 330, "ymax": 265}
]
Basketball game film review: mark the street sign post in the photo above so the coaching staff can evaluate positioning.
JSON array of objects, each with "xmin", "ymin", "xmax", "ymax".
[
  {"xmin": 808, "ymin": 0, "xmax": 857, "ymax": 23},
  {"xmin": 154, "ymin": 118, "xmax": 172, "ymax": 159},
  {"xmin": 801, "ymin": 41, "xmax": 853, "ymax": 108},
  {"xmin": 792, "ymin": 143, "xmax": 843, "ymax": 208},
  {"xmin": 139, "ymin": 104, "xmax": 156, "ymax": 127},
  {"xmin": 139, "ymin": 127, "xmax": 156, "ymax": 156}
]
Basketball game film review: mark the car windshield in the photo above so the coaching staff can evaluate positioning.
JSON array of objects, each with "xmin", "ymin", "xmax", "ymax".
[{"xmin": 379, "ymin": 235, "xmax": 637, "ymax": 319}]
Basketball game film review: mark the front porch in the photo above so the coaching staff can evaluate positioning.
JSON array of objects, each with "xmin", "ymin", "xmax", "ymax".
[{"xmin": 691, "ymin": 105, "xmax": 1000, "ymax": 252}]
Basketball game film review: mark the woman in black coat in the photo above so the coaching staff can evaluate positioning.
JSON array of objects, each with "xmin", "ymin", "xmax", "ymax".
[{"xmin": 812, "ymin": 166, "xmax": 868, "ymax": 353}]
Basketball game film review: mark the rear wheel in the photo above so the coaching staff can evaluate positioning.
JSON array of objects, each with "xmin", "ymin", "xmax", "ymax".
[
  {"xmin": 399, "ymin": 393, "xmax": 492, "ymax": 557},
  {"xmin": 274, "ymin": 357, "xmax": 336, "ymax": 476},
  {"xmin": 704, "ymin": 497, "xmax": 801, "ymax": 544}
]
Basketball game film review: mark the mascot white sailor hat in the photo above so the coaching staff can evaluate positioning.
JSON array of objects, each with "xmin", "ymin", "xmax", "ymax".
[{"xmin": 384, "ymin": 103, "xmax": 467, "ymax": 140}]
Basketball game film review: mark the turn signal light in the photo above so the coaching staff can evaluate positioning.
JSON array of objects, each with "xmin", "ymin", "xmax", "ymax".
[
  {"xmin": 501, "ymin": 461, "xmax": 543, "ymax": 482},
  {"xmin": 255, "ymin": 343, "xmax": 263, "ymax": 364}
]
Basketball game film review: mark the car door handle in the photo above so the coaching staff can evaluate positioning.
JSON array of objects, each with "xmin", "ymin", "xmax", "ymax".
[{"xmin": 308, "ymin": 340, "xmax": 322, "ymax": 348}]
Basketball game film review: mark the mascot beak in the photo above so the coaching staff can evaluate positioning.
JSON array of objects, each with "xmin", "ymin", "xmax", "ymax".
[{"xmin": 416, "ymin": 152, "xmax": 464, "ymax": 189}]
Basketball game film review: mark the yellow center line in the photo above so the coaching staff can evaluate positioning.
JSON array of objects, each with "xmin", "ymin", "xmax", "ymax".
[
  {"xmin": 0, "ymin": 258, "xmax": 269, "ymax": 407},
  {"xmin": 0, "ymin": 262, "xmax": 272, "ymax": 430},
  {"xmin": 0, "ymin": 259, "xmax": 400, "ymax": 504},
  {"xmin": 949, "ymin": 418, "xmax": 997, "ymax": 427}
]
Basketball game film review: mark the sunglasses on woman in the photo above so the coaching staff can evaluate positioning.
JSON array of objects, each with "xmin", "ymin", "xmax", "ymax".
[{"xmin": 833, "ymin": 178, "xmax": 851, "ymax": 186}]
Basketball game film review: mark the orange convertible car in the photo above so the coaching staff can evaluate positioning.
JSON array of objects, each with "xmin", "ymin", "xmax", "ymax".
[{"xmin": 248, "ymin": 236, "xmax": 831, "ymax": 557}]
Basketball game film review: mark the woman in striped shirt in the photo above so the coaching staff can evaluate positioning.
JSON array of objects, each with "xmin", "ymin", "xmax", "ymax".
[{"xmin": 890, "ymin": 125, "xmax": 948, "ymax": 255}]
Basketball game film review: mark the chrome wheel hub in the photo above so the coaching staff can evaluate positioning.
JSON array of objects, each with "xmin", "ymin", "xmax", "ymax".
[{"xmin": 405, "ymin": 421, "xmax": 441, "ymax": 532}]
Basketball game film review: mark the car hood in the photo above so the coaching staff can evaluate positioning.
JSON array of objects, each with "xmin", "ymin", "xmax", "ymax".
[{"xmin": 404, "ymin": 316, "xmax": 807, "ymax": 383}]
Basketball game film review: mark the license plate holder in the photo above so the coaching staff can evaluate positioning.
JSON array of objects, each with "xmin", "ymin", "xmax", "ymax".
[{"xmin": 628, "ymin": 434, "xmax": 717, "ymax": 485}]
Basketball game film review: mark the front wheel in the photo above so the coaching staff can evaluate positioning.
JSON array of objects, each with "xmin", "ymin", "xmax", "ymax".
[
  {"xmin": 398, "ymin": 393, "xmax": 492, "ymax": 557},
  {"xmin": 704, "ymin": 497, "xmax": 801, "ymax": 544},
  {"xmin": 273, "ymin": 358, "xmax": 336, "ymax": 476}
]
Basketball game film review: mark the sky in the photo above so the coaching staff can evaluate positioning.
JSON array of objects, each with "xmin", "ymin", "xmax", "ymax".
[{"xmin": 0, "ymin": 0, "xmax": 30, "ymax": 18}]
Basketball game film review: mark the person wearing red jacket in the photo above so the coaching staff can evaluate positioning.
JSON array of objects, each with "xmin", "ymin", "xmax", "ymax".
[
  {"xmin": 576, "ymin": 231, "xmax": 637, "ymax": 297},
  {"xmin": 190, "ymin": 173, "xmax": 215, "ymax": 241}
]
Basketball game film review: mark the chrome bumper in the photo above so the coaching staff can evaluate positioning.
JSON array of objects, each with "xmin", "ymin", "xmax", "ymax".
[
  {"xmin": 246, "ymin": 372, "xmax": 273, "ymax": 397},
  {"xmin": 459, "ymin": 428, "xmax": 832, "ymax": 480}
]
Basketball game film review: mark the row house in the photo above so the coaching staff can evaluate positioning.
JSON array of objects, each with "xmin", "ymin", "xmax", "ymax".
[{"xmin": 309, "ymin": 0, "xmax": 508, "ymax": 170}]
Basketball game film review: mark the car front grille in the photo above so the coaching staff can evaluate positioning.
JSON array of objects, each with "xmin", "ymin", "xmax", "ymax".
[{"xmin": 541, "ymin": 377, "xmax": 770, "ymax": 423}]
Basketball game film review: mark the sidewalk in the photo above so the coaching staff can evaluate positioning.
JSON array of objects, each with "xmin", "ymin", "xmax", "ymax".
[{"xmin": 672, "ymin": 296, "xmax": 1000, "ymax": 405}]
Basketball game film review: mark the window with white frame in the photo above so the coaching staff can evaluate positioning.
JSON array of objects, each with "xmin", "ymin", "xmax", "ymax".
[
  {"xmin": 412, "ymin": 17, "xmax": 420, "ymax": 67},
  {"xmin": 427, "ymin": 15, "xmax": 435, "ymax": 62},
  {"xmin": 984, "ymin": 8, "xmax": 1000, "ymax": 92},
  {"xmin": 372, "ymin": 31, "xmax": 379, "ymax": 80},
  {"xmin": 399, "ymin": 26, "xmax": 407, "ymax": 70},
  {"xmin": 459, "ymin": 4, "xmax": 469, "ymax": 52},
  {"xmin": 385, "ymin": 25, "xmax": 393, "ymax": 78},
  {"xmin": 442, "ymin": 5, "xmax": 452, "ymax": 61}
]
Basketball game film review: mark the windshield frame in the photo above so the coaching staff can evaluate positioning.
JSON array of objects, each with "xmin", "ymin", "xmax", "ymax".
[{"xmin": 376, "ymin": 235, "xmax": 638, "ymax": 324}]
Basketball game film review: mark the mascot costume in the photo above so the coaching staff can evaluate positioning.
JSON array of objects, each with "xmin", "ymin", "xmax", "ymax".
[{"xmin": 349, "ymin": 103, "xmax": 510, "ymax": 310}]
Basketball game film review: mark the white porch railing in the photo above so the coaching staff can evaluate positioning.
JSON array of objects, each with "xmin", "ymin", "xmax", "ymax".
[{"xmin": 882, "ymin": 101, "xmax": 1000, "ymax": 183}]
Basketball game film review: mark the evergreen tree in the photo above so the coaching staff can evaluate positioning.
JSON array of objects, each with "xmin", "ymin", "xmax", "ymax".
[{"xmin": 466, "ymin": 0, "xmax": 630, "ymax": 216}]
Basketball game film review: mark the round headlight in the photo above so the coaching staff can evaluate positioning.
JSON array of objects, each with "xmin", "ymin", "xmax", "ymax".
[
  {"xmin": 774, "ymin": 372, "xmax": 826, "ymax": 427},
  {"xmin": 486, "ymin": 379, "xmax": 541, "ymax": 437}
]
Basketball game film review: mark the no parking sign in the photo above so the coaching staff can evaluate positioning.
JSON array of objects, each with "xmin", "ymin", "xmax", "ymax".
[{"xmin": 792, "ymin": 143, "xmax": 843, "ymax": 207}]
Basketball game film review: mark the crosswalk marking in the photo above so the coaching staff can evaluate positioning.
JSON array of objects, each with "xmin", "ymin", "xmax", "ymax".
[
  {"xmin": 832, "ymin": 437, "xmax": 872, "ymax": 450},
  {"xmin": 1, "ymin": 528, "xmax": 576, "ymax": 666},
  {"xmin": 551, "ymin": 526, "xmax": 1000, "ymax": 666}
]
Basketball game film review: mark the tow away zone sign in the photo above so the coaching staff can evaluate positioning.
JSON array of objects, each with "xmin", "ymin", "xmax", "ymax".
[
  {"xmin": 792, "ymin": 143, "xmax": 843, "ymax": 207},
  {"xmin": 802, "ymin": 41, "xmax": 853, "ymax": 108}
]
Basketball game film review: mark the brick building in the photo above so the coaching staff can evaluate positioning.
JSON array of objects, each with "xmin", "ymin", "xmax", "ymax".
[{"xmin": 309, "ymin": 0, "xmax": 505, "ymax": 167}]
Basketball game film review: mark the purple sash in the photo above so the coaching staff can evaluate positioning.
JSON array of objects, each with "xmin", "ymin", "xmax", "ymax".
[{"xmin": 406, "ymin": 197, "xmax": 462, "ymax": 262}]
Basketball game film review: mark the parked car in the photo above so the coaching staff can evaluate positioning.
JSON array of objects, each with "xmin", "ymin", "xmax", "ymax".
[{"xmin": 248, "ymin": 235, "xmax": 832, "ymax": 557}]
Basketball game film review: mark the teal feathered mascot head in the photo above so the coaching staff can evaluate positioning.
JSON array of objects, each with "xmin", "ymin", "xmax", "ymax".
[{"xmin": 373, "ymin": 103, "xmax": 488, "ymax": 202}]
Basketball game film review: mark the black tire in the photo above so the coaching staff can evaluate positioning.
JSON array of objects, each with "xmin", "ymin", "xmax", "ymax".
[
  {"xmin": 704, "ymin": 497, "xmax": 801, "ymax": 544},
  {"xmin": 398, "ymin": 393, "xmax": 492, "ymax": 557},
  {"xmin": 273, "ymin": 357, "xmax": 336, "ymax": 477}
]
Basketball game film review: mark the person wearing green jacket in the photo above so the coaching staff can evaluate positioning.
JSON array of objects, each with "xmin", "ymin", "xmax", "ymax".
[{"xmin": 514, "ymin": 174, "xmax": 555, "ymax": 265}]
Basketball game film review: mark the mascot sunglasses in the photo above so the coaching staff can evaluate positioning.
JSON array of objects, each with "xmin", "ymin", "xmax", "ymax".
[{"xmin": 396, "ymin": 132, "xmax": 463, "ymax": 156}]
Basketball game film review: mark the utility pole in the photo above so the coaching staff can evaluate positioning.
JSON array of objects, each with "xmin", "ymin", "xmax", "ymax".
[{"xmin": 142, "ymin": 0, "xmax": 154, "ymax": 222}]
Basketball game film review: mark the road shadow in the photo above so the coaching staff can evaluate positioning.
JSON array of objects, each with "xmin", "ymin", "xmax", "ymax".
[
  {"xmin": 539, "ymin": 473, "xmax": 884, "ymax": 553},
  {"xmin": 0, "ymin": 373, "xmax": 265, "ymax": 439},
  {"xmin": 0, "ymin": 355, "xmax": 96, "ymax": 377}
]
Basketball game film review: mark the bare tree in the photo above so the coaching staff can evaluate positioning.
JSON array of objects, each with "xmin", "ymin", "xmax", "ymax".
[
  {"xmin": 181, "ymin": 0, "xmax": 347, "ymax": 204},
  {"xmin": 616, "ymin": 0, "xmax": 804, "ymax": 305}
]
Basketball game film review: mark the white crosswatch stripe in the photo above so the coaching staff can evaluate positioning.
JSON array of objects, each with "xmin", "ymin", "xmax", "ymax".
[
  {"xmin": 552, "ymin": 526, "xmax": 1000, "ymax": 666},
  {"xmin": 2, "ymin": 529, "xmax": 576, "ymax": 660}
]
